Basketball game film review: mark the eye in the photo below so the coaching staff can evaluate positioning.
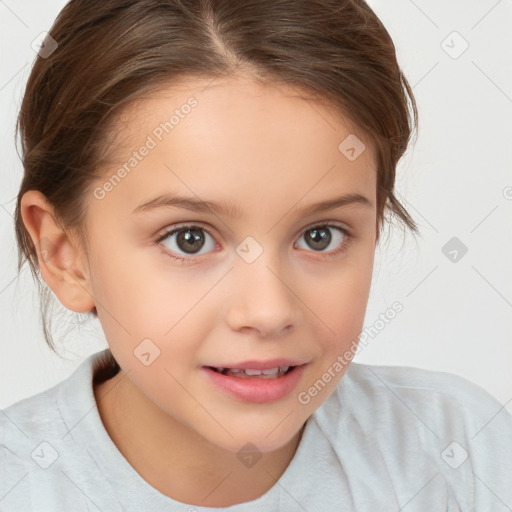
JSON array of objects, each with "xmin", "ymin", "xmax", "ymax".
[
  {"xmin": 155, "ymin": 222, "xmax": 353, "ymax": 264},
  {"xmin": 155, "ymin": 224, "xmax": 218, "ymax": 263},
  {"xmin": 295, "ymin": 223, "xmax": 352, "ymax": 258}
]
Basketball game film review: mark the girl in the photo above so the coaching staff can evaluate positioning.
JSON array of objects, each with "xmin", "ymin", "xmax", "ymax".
[{"xmin": 1, "ymin": 0, "xmax": 511, "ymax": 510}]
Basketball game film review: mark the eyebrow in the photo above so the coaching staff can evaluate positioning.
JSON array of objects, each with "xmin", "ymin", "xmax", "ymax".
[{"xmin": 131, "ymin": 192, "xmax": 373, "ymax": 217}]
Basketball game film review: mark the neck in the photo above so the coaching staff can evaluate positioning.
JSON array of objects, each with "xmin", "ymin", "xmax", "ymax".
[{"xmin": 94, "ymin": 369, "xmax": 305, "ymax": 507}]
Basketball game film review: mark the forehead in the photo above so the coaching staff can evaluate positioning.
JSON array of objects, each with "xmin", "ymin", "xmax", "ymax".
[
  {"xmin": 92, "ymin": 75, "xmax": 376, "ymax": 217},
  {"xmin": 106, "ymin": 73, "xmax": 374, "ymax": 160}
]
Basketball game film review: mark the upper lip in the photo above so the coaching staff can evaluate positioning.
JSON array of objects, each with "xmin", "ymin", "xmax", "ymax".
[{"xmin": 204, "ymin": 359, "xmax": 307, "ymax": 370}]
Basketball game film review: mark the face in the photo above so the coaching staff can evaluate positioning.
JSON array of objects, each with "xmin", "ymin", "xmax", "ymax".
[{"xmin": 83, "ymin": 74, "xmax": 377, "ymax": 453}]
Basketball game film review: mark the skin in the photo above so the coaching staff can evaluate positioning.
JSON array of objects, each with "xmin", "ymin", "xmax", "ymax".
[{"xmin": 21, "ymin": 74, "xmax": 378, "ymax": 507}]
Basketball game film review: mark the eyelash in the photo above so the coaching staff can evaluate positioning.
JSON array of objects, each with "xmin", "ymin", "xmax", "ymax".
[{"xmin": 154, "ymin": 222, "xmax": 354, "ymax": 264}]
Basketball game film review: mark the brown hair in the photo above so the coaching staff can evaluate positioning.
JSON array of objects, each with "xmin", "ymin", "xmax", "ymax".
[{"xmin": 14, "ymin": 0, "xmax": 418, "ymax": 371}]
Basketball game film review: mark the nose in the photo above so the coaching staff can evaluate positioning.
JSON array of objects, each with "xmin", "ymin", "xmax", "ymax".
[{"xmin": 225, "ymin": 251, "xmax": 299, "ymax": 339}]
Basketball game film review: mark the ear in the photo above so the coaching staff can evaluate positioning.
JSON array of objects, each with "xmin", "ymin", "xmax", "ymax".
[{"xmin": 20, "ymin": 190, "xmax": 95, "ymax": 313}]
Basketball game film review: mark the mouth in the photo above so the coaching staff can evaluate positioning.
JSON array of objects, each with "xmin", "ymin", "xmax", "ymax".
[
  {"xmin": 206, "ymin": 365, "xmax": 296, "ymax": 379},
  {"xmin": 201, "ymin": 363, "xmax": 308, "ymax": 403}
]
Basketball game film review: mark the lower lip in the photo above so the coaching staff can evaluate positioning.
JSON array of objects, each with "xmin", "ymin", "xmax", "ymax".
[{"xmin": 201, "ymin": 364, "xmax": 308, "ymax": 403}]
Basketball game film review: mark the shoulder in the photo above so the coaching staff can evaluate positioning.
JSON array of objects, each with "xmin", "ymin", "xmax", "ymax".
[
  {"xmin": 0, "ymin": 376, "xmax": 66, "ymax": 509},
  {"xmin": 0, "ymin": 350, "xmax": 119, "ymax": 510},
  {"xmin": 343, "ymin": 361, "xmax": 508, "ymax": 417},
  {"xmin": 0, "ymin": 349, "xmax": 116, "ymax": 447},
  {"xmin": 0, "ymin": 351, "xmax": 101, "ymax": 445},
  {"xmin": 312, "ymin": 362, "xmax": 512, "ymax": 510},
  {"xmin": 331, "ymin": 361, "xmax": 512, "ymax": 441},
  {"xmin": 1, "ymin": 378, "xmax": 66, "ymax": 439},
  {"xmin": 0, "ymin": 372, "xmax": 69, "ymax": 479}
]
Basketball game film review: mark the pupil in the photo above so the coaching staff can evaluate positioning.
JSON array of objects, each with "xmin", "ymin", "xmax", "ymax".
[
  {"xmin": 307, "ymin": 227, "xmax": 331, "ymax": 250},
  {"xmin": 177, "ymin": 228, "xmax": 205, "ymax": 254}
]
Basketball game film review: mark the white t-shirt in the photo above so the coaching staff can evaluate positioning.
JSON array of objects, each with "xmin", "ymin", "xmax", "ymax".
[{"xmin": 1, "ymin": 349, "xmax": 511, "ymax": 511}]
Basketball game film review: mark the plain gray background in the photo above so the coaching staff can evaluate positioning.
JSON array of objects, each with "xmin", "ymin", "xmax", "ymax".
[{"xmin": 1, "ymin": 0, "xmax": 511, "ymax": 410}]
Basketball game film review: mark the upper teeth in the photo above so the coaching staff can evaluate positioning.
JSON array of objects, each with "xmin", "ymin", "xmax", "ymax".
[{"xmin": 219, "ymin": 366, "xmax": 290, "ymax": 375}]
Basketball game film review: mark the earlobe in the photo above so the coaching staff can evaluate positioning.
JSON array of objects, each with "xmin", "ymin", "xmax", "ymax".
[{"xmin": 20, "ymin": 190, "xmax": 95, "ymax": 313}]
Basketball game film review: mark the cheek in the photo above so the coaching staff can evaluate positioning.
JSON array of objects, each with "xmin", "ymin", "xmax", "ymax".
[
  {"xmin": 88, "ymin": 239, "xmax": 178, "ymax": 324},
  {"xmin": 309, "ymin": 248, "xmax": 374, "ymax": 344},
  {"xmin": 296, "ymin": 255, "xmax": 374, "ymax": 408},
  {"xmin": 89, "ymin": 247, "xmax": 220, "ymax": 366}
]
